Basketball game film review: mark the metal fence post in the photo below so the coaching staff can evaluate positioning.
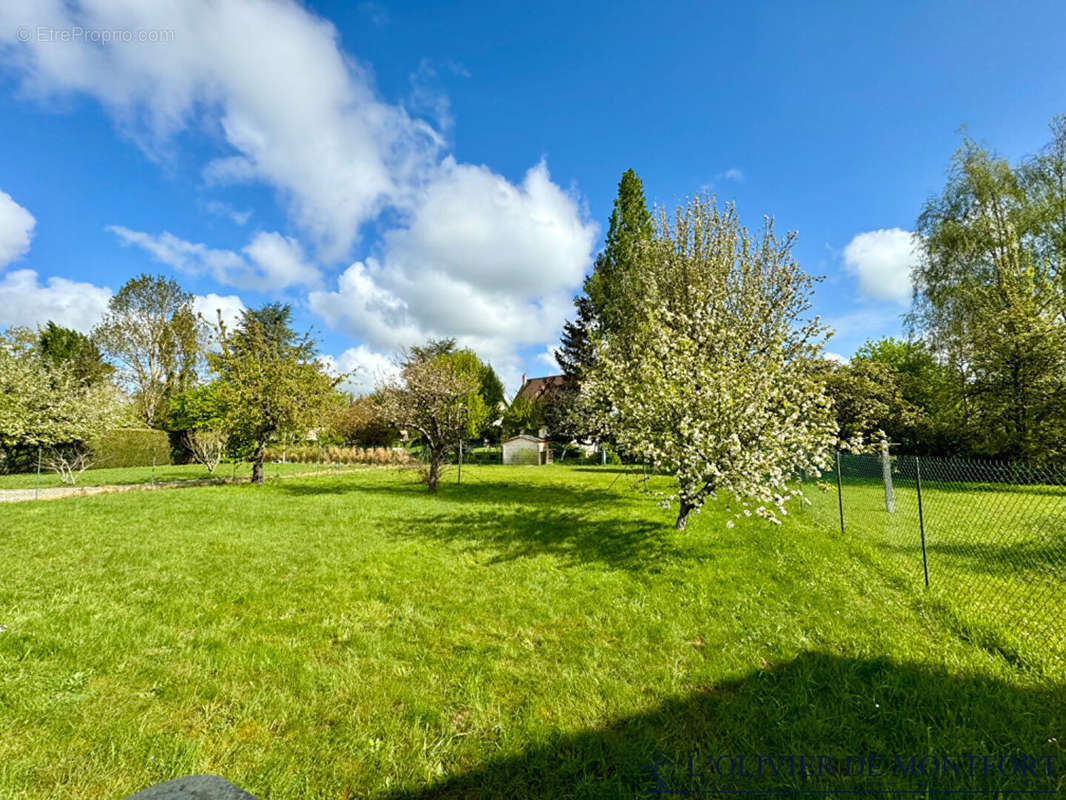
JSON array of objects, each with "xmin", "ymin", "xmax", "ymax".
[
  {"xmin": 35, "ymin": 446, "xmax": 41, "ymax": 500},
  {"xmin": 881, "ymin": 439, "xmax": 894, "ymax": 513},
  {"xmin": 915, "ymin": 455, "xmax": 929, "ymax": 588},
  {"xmin": 152, "ymin": 453, "xmax": 156, "ymax": 486},
  {"xmin": 835, "ymin": 451, "xmax": 845, "ymax": 535},
  {"xmin": 457, "ymin": 439, "xmax": 463, "ymax": 484}
]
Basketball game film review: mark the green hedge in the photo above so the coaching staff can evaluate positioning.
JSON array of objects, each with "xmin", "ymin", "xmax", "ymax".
[{"xmin": 88, "ymin": 428, "xmax": 172, "ymax": 469}]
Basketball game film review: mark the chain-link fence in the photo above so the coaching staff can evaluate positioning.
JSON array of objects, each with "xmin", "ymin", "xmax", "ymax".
[{"xmin": 804, "ymin": 452, "xmax": 1065, "ymax": 662}]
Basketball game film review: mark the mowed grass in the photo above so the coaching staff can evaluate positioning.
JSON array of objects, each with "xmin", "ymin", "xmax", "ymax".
[
  {"xmin": 0, "ymin": 465, "xmax": 1063, "ymax": 799},
  {"xmin": 803, "ymin": 475, "xmax": 1066, "ymax": 667},
  {"xmin": 0, "ymin": 461, "xmax": 361, "ymax": 491}
]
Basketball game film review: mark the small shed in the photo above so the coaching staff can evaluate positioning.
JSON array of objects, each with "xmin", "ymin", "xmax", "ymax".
[{"xmin": 502, "ymin": 434, "xmax": 552, "ymax": 465}]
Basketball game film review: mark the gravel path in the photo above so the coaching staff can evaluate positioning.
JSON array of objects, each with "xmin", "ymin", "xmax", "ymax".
[{"xmin": 0, "ymin": 468, "xmax": 366, "ymax": 503}]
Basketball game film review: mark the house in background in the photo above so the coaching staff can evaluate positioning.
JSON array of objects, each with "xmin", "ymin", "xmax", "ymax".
[
  {"xmin": 511, "ymin": 374, "xmax": 598, "ymax": 460},
  {"xmin": 502, "ymin": 433, "xmax": 552, "ymax": 465},
  {"xmin": 515, "ymin": 374, "xmax": 569, "ymax": 404}
]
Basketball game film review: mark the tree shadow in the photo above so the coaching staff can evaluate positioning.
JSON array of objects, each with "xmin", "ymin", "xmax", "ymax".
[
  {"xmin": 878, "ymin": 538, "xmax": 1065, "ymax": 578},
  {"xmin": 401, "ymin": 507, "xmax": 673, "ymax": 571},
  {"xmin": 275, "ymin": 472, "xmax": 629, "ymax": 509},
  {"xmin": 275, "ymin": 471, "xmax": 678, "ymax": 570},
  {"xmin": 375, "ymin": 651, "xmax": 1065, "ymax": 799}
]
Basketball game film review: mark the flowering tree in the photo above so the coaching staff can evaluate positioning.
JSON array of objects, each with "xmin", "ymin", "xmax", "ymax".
[
  {"xmin": 0, "ymin": 326, "xmax": 122, "ymax": 481},
  {"xmin": 376, "ymin": 347, "xmax": 487, "ymax": 492},
  {"xmin": 581, "ymin": 197, "xmax": 837, "ymax": 529}
]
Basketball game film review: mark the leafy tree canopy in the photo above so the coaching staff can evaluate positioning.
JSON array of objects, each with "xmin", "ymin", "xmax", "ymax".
[{"xmin": 92, "ymin": 273, "xmax": 204, "ymax": 428}]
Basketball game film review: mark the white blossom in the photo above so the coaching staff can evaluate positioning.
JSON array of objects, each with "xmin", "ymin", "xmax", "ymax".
[{"xmin": 580, "ymin": 197, "xmax": 837, "ymax": 529}]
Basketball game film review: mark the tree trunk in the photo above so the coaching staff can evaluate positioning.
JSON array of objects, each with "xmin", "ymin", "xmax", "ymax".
[
  {"xmin": 426, "ymin": 448, "xmax": 441, "ymax": 493},
  {"xmin": 252, "ymin": 440, "xmax": 266, "ymax": 485},
  {"xmin": 675, "ymin": 500, "xmax": 696, "ymax": 530}
]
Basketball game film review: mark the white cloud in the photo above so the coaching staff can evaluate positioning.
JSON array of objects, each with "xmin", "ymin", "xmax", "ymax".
[
  {"xmin": 108, "ymin": 226, "xmax": 321, "ymax": 290},
  {"xmin": 823, "ymin": 352, "xmax": 850, "ymax": 365},
  {"xmin": 718, "ymin": 167, "xmax": 744, "ymax": 182},
  {"xmin": 0, "ymin": 1, "xmax": 597, "ymax": 382},
  {"xmin": 241, "ymin": 232, "xmax": 321, "ymax": 289},
  {"xmin": 0, "ymin": 269, "xmax": 111, "ymax": 331},
  {"xmin": 193, "ymin": 292, "xmax": 246, "ymax": 330},
  {"xmin": 309, "ymin": 159, "xmax": 596, "ymax": 386},
  {"xmin": 0, "ymin": 0, "xmax": 442, "ymax": 261},
  {"xmin": 205, "ymin": 200, "xmax": 252, "ymax": 226},
  {"xmin": 536, "ymin": 345, "xmax": 561, "ymax": 370},
  {"xmin": 842, "ymin": 228, "xmax": 918, "ymax": 305},
  {"xmin": 0, "ymin": 190, "xmax": 35, "ymax": 268},
  {"xmin": 320, "ymin": 345, "xmax": 401, "ymax": 396}
]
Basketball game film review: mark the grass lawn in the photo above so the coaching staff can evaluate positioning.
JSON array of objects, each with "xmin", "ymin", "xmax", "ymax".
[
  {"xmin": 0, "ymin": 461, "xmax": 361, "ymax": 491},
  {"xmin": 803, "ymin": 473, "xmax": 1066, "ymax": 665},
  {"xmin": 0, "ymin": 465, "xmax": 1062, "ymax": 799}
]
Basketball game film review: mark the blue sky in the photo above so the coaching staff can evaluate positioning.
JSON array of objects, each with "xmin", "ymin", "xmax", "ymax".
[{"xmin": 2, "ymin": 0, "xmax": 1066, "ymax": 394}]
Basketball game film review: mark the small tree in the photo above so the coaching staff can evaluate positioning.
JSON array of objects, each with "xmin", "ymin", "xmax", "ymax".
[
  {"xmin": 376, "ymin": 347, "xmax": 486, "ymax": 492},
  {"xmin": 329, "ymin": 394, "xmax": 395, "ymax": 446},
  {"xmin": 184, "ymin": 429, "xmax": 226, "ymax": 474},
  {"xmin": 583, "ymin": 197, "xmax": 838, "ymax": 530},
  {"xmin": 0, "ymin": 327, "xmax": 121, "ymax": 459},
  {"xmin": 208, "ymin": 306, "xmax": 336, "ymax": 484},
  {"xmin": 502, "ymin": 393, "xmax": 544, "ymax": 437},
  {"xmin": 43, "ymin": 445, "xmax": 95, "ymax": 485}
]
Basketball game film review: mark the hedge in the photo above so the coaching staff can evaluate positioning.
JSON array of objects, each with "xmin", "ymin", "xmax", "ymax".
[{"xmin": 88, "ymin": 428, "xmax": 172, "ymax": 469}]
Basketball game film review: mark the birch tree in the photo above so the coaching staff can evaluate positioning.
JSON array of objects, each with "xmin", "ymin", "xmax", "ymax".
[{"xmin": 92, "ymin": 274, "xmax": 203, "ymax": 427}]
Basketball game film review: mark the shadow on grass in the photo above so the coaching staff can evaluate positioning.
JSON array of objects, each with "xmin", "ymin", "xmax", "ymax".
[
  {"xmin": 276, "ymin": 471, "xmax": 629, "ymax": 508},
  {"xmin": 877, "ymin": 538, "xmax": 1065, "ymax": 579},
  {"xmin": 376, "ymin": 651, "xmax": 1064, "ymax": 800},
  {"xmin": 275, "ymin": 469, "xmax": 678, "ymax": 570},
  {"xmin": 403, "ymin": 508, "xmax": 671, "ymax": 570}
]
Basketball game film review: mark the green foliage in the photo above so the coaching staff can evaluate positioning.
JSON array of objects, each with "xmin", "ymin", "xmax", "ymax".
[
  {"xmin": 478, "ymin": 363, "xmax": 505, "ymax": 413},
  {"xmin": 850, "ymin": 338, "xmax": 962, "ymax": 454},
  {"xmin": 87, "ymin": 428, "xmax": 171, "ymax": 469},
  {"xmin": 92, "ymin": 274, "xmax": 204, "ymax": 427},
  {"xmin": 502, "ymin": 393, "xmax": 544, "ymax": 436},
  {"xmin": 168, "ymin": 381, "xmax": 228, "ymax": 431},
  {"xmin": 819, "ymin": 357, "xmax": 920, "ymax": 447},
  {"xmin": 0, "ymin": 326, "xmax": 121, "ymax": 450},
  {"xmin": 409, "ymin": 337, "xmax": 457, "ymax": 362},
  {"xmin": 556, "ymin": 292, "xmax": 596, "ymax": 380},
  {"xmin": 328, "ymin": 394, "xmax": 395, "ymax": 446},
  {"xmin": 208, "ymin": 304, "xmax": 337, "ymax": 483},
  {"xmin": 435, "ymin": 349, "xmax": 490, "ymax": 439},
  {"xmin": 913, "ymin": 118, "xmax": 1066, "ymax": 462},
  {"xmin": 375, "ymin": 343, "xmax": 487, "ymax": 491},
  {"xmin": 36, "ymin": 321, "xmax": 114, "ymax": 386},
  {"xmin": 584, "ymin": 168, "xmax": 654, "ymax": 336},
  {"xmin": 559, "ymin": 169, "xmax": 654, "ymax": 441}
]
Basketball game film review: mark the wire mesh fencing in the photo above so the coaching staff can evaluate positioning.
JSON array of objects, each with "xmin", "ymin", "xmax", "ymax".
[{"xmin": 804, "ymin": 452, "xmax": 1066, "ymax": 663}]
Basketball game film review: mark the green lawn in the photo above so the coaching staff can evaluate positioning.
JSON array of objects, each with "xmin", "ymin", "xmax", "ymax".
[
  {"xmin": 803, "ymin": 473, "xmax": 1066, "ymax": 666},
  {"xmin": 0, "ymin": 465, "xmax": 1062, "ymax": 799},
  {"xmin": 0, "ymin": 461, "xmax": 361, "ymax": 490}
]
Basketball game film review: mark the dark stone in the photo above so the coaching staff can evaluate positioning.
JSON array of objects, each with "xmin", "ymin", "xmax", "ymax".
[{"xmin": 122, "ymin": 775, "xmax": 260, "ymax": 800}]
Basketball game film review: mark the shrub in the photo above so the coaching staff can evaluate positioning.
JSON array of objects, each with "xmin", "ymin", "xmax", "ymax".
[{"xmin": 88, "ymin": 428, "xmax": 171, "ymax": 469}]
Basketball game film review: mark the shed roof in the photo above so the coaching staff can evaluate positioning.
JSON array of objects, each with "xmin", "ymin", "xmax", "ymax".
[{"xmin": 502, "ymin": 434, "xmax": 547, "ymax": 444}]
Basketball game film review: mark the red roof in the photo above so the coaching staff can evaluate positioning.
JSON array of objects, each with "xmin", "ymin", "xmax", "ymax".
[{"xmin": 515, "ymin": 374, "xmax": 569, "ymax": 403}]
